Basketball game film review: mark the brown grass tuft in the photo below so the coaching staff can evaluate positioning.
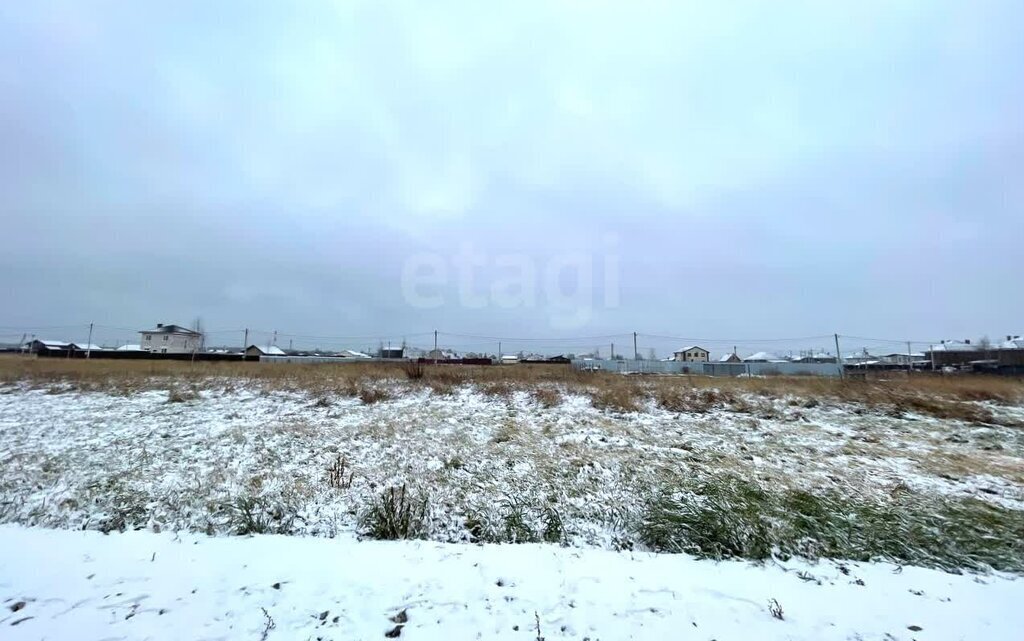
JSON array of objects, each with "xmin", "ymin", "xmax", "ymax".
[
  {"xmin": 357, "ymin": 386, "xmax": 391, "ymax": 405},
  {"xmin": 532, "ymin": 387, "xmax": 562, "ymax": 408},
  {"xmin": 653, "ymin": 383, "xmax": 735, "ymax": 413},
  {"xmin": 589, "ymin": 379, "xmax": 644, "ymax": 413}
]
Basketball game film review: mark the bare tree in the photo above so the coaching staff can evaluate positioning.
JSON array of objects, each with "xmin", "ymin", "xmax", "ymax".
[{"xmin": 979, "ymin": 335, "xmax": 992, "ymax": 358}]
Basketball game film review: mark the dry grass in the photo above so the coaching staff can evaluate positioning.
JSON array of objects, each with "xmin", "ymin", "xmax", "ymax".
[
  {"xmin": 588, "ymin": 378, "xmax": 644, "ymax": 413},
  {"xmin": 914, "ymin": 451, "xmax": 1024, "ymax": 484},
  {"xmin": 1, "ymin": 355, "xmax": 1022, "ymax": 424},
  {"xmin": 358, "ymin": 385, "xmax": 393, "ymax": 403},
  {"xmin": 648, "ymin": 374, "xmax": 1024, "ymax": 425},
  {"xmin": 532, "ymin": 387, "xmax": 562, "ymax": 408},
  {"xmin": 653, "ymin": 384, "xmax": 736, "ymax": 413},
  {"xmin": 166, "ymin": 388, "xmax": 200, "ymax": 403},
  {"xmin": 479, "ymin": 380, "xmax": 518, "ymax": 398},
  {"xmin": 490, "ymin": 420, "xmax": 521, "ymax": 444}
]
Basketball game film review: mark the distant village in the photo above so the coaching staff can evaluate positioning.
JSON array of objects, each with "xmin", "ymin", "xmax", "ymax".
[{"xmin": 5, "ymin": 322, "xmax": 1024, "ymax": 376}]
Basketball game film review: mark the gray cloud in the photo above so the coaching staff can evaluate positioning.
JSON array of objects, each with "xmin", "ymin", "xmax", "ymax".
[{"xmin": 2, "ymin": 1, "xmax": 1022, "ymax": 353}]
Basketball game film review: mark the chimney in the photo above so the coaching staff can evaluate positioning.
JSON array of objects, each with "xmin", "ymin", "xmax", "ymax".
[
  {"xmin": 157, "ymin": 323, "xmax": 163, "ymax": 328},
  {"xmin": 965, "ymin": 339, "xmax": 970, "ymax": 345}
]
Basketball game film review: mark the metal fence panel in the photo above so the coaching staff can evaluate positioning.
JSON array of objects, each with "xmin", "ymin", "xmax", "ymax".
[{"xmin": 572, "ymin": 359, "xmax": 841, "ymax": 377}]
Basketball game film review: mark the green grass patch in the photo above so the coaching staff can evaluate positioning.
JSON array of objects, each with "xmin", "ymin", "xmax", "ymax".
[
  {"xmin": 359, "ymin": 484, "xmax": 428, "ymax": 540},
  {"xmin": 638, "ymin": 474, "xmax": 1024, "ymax": 573}
]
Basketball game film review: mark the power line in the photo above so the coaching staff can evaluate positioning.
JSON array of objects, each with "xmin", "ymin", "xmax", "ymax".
[
  {"xmin": 0, "ymin": 321, "xmax": 985, "ymax": 352},
  {"xmin": 639, "ymin": 333, "xmax": 833, "ymax": 343},
  {"xmin": 0, "ymin": 324, "xmax": 87, "ymax": 331},
  {"xmin": 440, "ymin": 331, "xmax": 630, "ymax": 342},
  {"xmin": 246, "ymin": 330, "xmax": 434, "ymax": 341},
  {"xmin": 839, "ymin": 335, "xmax": 942, "ymax": 345}
]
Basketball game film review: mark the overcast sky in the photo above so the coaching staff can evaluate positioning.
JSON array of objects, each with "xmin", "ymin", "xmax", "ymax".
[{"xmin": 2, "ymin": 1, "xmax": 1022, "ymax": 354}]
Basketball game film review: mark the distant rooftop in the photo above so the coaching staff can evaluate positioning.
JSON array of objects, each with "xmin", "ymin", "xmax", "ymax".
[
  {"xmin": 1001, "ymin": 336, "xmax": 1024, "ymax": 350},
  {"xmin": 927, "ymin": 340, "xmax": 980, "ymax": 352},
  {"xmin": 247, "ymin": 344, "xmax": 285, "ymax": 356},
  {"xmin": 674, "ymin": 345, "xmax": 707, "ymax": 353},
  {"xmin": 742, "ymin": 351, "xmax": 786, "ymax": 362},
  {"xmin": 140, "ymin": 324, "xmax": 201, "ymax": 335}
]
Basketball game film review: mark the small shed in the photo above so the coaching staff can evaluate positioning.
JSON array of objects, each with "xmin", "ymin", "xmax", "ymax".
[
  {"xmin": 718, "ymin": 350, "xmax": 741, "ymax": 363},
  {"xmin": 245, "ymin": 345, "xmax": 286, "ymax": 357}
]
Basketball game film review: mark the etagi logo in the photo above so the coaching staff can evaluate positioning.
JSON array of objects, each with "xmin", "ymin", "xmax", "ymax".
[{"xmin": 401, "ymin": 236, "xmax": 620, "ymax": 330}]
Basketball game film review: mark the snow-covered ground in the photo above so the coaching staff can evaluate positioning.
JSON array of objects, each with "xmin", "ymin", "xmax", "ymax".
[
  {"xmin": 1, "ymin": 380, "xmax": 1022, "ymax": 545},
  {"xmin": 1, "ymin": 377, "xmax": 1022, "ymax": 638},
  {"xmin": 2, "ymin": 524, "xmax": 1021, "ymax": 640}
]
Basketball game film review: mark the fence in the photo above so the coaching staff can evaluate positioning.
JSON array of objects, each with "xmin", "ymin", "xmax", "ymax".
[
  {"xmin": 257, "ymin": 356, "xmax": 408, "ymax": 365},
  {"xmin": 573, "ymin": 359, "xmax": 843, "ymax": 377},
  {"xmin": 33, "ymin": 349, "xmax": 244, "ymax": 362}
]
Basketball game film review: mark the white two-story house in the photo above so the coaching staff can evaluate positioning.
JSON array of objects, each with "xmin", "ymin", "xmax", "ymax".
[
  {"xmin": 139, "ymin": 323, "xmax": 203, "ymax": 354},
  {"xmin": 673, "ymin": 345, "xmax": 710, "ymax": 362}
]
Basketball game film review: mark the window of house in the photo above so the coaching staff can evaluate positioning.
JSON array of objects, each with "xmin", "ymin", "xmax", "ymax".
[
  {"xmin": 145, "ymin": 335, "xmax": 151, "ymax": 341},
  {"xmin": 163, "ymin": 336, "xmax": 168, "ymax": 341}
]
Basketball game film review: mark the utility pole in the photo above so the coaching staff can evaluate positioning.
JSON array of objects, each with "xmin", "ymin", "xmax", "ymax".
[
  {"xmin": 86, "ymin": 322, "xmax": 93, "ymax": 359},
  {"xmin": 18, "ymin": 333, "xmax": 25, "ymax": 354},
  {"xmin": 243, "ymin": 328, "xmax": 249, "ymax": 354},
  {"xmin": 906, "ymin": 341, "xmax": 913, "ymax": 375},
  {"xmin": 289, "ymin": 339, "xmax": 293, "ymax": 352},
  {"xmin": 498, "ymin": 341, "xmax": 502, "ymax": 363},
  {"xmin": 834, "ymin": 333, "xmax": 844, "ymax": 379},
  {"xmin": 272, "ymin": 330, "xmax": 277, "ymax": 347},
  {"xmin": 611, "ymin": 343, "xmax": 615, "ymax": 360},
  {"xmin": 633, "ymin": 332, "xmax": 638, "ymax": 360},
  {"xmin": 433, "ymin": 330, "xmax": 438, "ymax": 364}
]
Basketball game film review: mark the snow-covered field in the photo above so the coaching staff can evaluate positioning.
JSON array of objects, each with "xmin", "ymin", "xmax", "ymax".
[
  {"xmin": 1, "ymin": 379, "xmax": 1022, "ymax": 544},
  {"xmin": 1, "ymin": 373, "xmax": 1023, "ymax": 638},
  {"xmin": 2, "ymin": 524, "xmax": 1022, "ymax": 640}
]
